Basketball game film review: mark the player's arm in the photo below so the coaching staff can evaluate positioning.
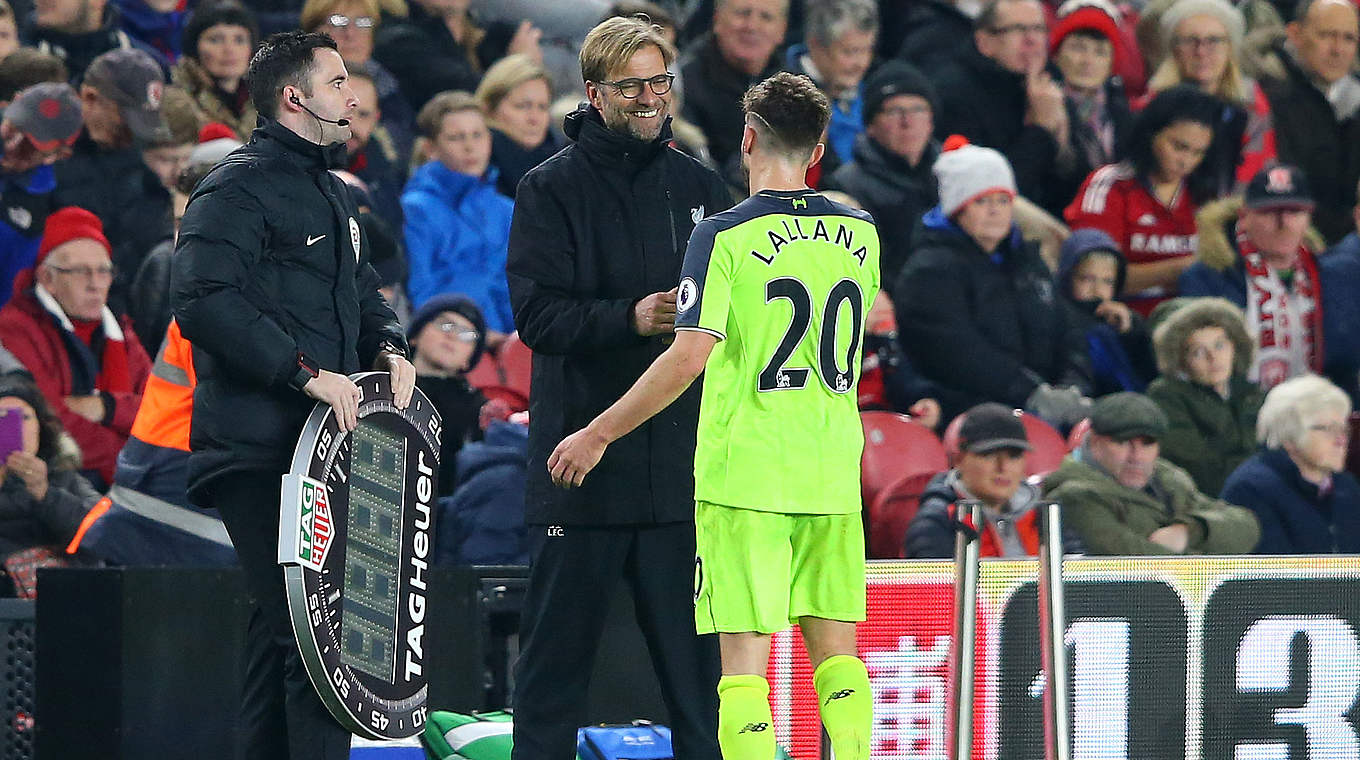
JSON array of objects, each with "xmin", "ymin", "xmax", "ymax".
[{"xmin": 549, "ymin": 330, "xmax": 717, "ymax": 488}]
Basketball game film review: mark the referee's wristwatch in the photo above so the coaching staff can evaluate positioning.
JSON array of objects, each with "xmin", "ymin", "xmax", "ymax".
[
  {"xmin": 375, "ymin": 341, "xmax": 407, "ymax": 363},
  {"xmin": 289, "ymin": 352, "xmax": 320, "ymax": 391}
]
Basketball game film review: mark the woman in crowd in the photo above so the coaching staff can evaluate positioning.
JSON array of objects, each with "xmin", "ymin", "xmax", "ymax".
[
  {"xmin": 401, "ymin": 91, "xmax": 514, "ymax": 342},
  {"xmin": 170, "ymin": 0, "xmax": 258, "ymax": 140},
  {"xmin": 475, "ymin": 53, "xmax": 561, "ymax": 199},
  {"xmin": 1221, "ymin": 374, "xmax": 1360, "ymax": 554},
  {"xmin": 0, "ymin": 378, "xmax": 101, "ymax": 595},
  {"xmin": 1147, "ymin": 297, "xmax": 1264, "ymax": 495},
  {"xmin": 1141, "ymin": 0, "xmax": 1276, "ymax": 196},
  {"xmin": 301, "ymin": 0, "xmax": 414, "ymax": 159},
  {"xmin": 1065, "ymin": 85, "xmax": 1220, "ymax": 315}
]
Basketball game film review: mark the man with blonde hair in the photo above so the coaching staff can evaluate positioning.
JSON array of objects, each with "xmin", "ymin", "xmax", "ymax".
[{"xmin": 506, "ymin": 15, "xmax": 731, "ymax": 760}]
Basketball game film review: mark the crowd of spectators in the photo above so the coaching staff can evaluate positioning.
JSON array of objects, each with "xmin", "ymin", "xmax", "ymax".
[{"xmin": 1, "ymin": 0, "xmax": 1360, "ymax": 582}]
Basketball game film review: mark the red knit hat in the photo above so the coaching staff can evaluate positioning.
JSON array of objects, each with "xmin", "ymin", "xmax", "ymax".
[
  {"xmin": 1050, "ymin": 0, "xmax": 1122, "ymax": 58},
  {"xmin": 36, "ymin": 207, "xmax": 111, "ymax": 265}
]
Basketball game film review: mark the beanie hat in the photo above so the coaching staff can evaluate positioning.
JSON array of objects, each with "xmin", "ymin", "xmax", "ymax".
[
  {"xmin": 182, "ymin": 0, "xmax": 260, "ymax": 61},
  {"xmin": 407, "ymin": 294, "xmax": 488, "ymax": 371},
  {"xmin": 861, "ymin": 61, "xmax": 938, "ymax": 123},
  {"xmin": 932, "ymin": 135, "xmax": 1016, "ymax": 218},
  {"xmin": 1050, "ymin": 0, "xmax": 1122, "ymax": 56},
  {"xmin": 189, "ymin": 122, "xmax": 243, "ymax": 167},
  {"xmin": 37, "ymin": 207, "xmax": 110, "ymax": 264},
  {"xmin": 1159, "ymin": 0, "xmax": 1243, "ymax": 52}
]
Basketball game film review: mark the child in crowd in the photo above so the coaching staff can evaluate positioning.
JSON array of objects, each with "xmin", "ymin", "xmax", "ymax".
[
  {"xmin": 401, "ymin": 91, "xmax": 515, "ymax": 345},
  {"xmin": 1057, "ymin": 228, "xmax": 1157, "ymax": 397}
]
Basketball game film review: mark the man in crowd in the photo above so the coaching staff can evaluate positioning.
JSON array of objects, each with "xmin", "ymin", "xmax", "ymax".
[
  {"xmin": 31, "ymin": 0, "xmax": 156, "ymax": 82},
  {"xmin": 344, "ymin": 70, "xmax": 403, "ymax": 232},
  {"xmin": 906, "ymin": 403, "xmax": 1086, "ymax": 558},
  {"xmin": 1044, "ymin": 392, "xmax": 1261, "ymax": 554},
  {"xmin": 826, "ymin": 60, "xmax": 939, "ymax": 288},
  {"xmin": 783, "ymin": 0, "xmax": 876, "ymax": 165},
  {"xmin": 506, "ymin": 15, "xmax": 731, "ymax": 760},
  {"xmin": 173, "ymin": 31, "xmax": 413, "ymax": 759},
  {"xmin": 0, "ymin": 206, "xmax": 150, "ymax": 488},
  {"xmin": 550, "ymin": 71, "xmax": 877, "ymax": 760},
  {"xmin": 681, "ymin": 0, "xmax": 786, "ymax": 173},
  {"xmin": 933, "ymin": 0, "xmax": 1070, "ymax": 215},
  {"xmin": 54, "ymin": 48, "xmax": 168, "ymax": 313},
  {"xmin": 1180, "ymin": 165, "xmax": 1326, "ymax": 390},
  {"xmin": 1260, "ymin": 0, "xmax": 1360, "ymax": 244},
  {"xmin": 0, "ymin": 81, "xmax": 82, "ymax": 305}
]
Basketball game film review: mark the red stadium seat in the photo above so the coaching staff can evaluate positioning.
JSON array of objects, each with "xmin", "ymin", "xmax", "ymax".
[
  {"xmin": 1067, "ymin": 418, "xmax": 1092, "ymax": 451},
  {"xmin": 867, "ymin": 471, "xmax": 936, "ymax": 559},
  {"xmin": 499, "ymin": 332, "xmax": 533, "ymax": 400},
  {"xmin": 942, "ymin": 410, "xmax": 1069, "ymax": 476},
  {"xmin": 860, "ymin": 411, "xmax": 948, "ymax": 509},
  {"xmin": 465, "ymin": 351, "xmax": 502, "ymax": 390}
]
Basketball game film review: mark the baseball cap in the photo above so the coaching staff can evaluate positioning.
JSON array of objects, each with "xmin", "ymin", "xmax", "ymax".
[
  {"xmin": 958, "ymin": 403, "xmax": 1031, "ymax": 453},
  {"xmin": 83, "ymin": 48, "xmax": 167, "ymax": 143},
  {"xmin": 1088, "ymin": 392, "xmax": 1168, "ymax": 442},
  {"xmin": 1244, "ymin": 165, "xmax": 1314, "ymax": 211},
  {"xmin": 4, "ymin": 82, "xmax": 82, "ymax": 151}
]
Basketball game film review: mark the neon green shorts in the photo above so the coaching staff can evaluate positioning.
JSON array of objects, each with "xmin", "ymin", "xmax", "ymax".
[{"xmin": 693, "ymin": 501, "xmax": 866, "ymax": 635}]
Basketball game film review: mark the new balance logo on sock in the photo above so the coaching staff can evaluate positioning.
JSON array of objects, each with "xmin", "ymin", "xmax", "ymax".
[
  {"xmin": 738, "ymin": 722, "xmax": 769, "ymax": 733},
  {"xmin": 824, "ymin": 688, "xmax": 855, "ymax": 705}
]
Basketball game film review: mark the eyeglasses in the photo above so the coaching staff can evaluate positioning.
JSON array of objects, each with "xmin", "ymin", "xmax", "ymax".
[
  {"xmin": 435, "ymin": 322, "xmax": 479, "ymax": 342},
  {"xmin": 879, "ymin": 104, "xmax": 931, "ymax": 119},
  {"xmin": 327, "ymin": 13, "xmax": 374, "ymax": 28},
  {"xmin": 1309, "ymin": 422, "xmax": 1349, "ymax": 437},
  {"xmin": 1173, "ymin": 35, "xmax": 1229, "ymax": 50},
  {"xmin": 46, "ymin": 263, "xmax": 114, "ymax": 280},
  {"xmin": 595, "ymin": 73, "xmax": 675, "ymax": 99},
  {"xmin": 988, "ymin": 23, "xmax": 1047, "ymax": 37}
]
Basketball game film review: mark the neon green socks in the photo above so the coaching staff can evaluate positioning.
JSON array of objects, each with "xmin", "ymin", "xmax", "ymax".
[
  {"xmin": 717, "ymin": 674, "xmax": 775, "ymax": 760},
  {"xmin": 813, "ymin": 655, "xmax": 872, "ymax": 760}
]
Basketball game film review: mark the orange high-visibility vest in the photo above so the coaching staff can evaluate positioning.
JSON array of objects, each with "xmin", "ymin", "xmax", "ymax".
[{"xmin": 128, "ymin": 319, "xmax": 195, "ymax": 452}]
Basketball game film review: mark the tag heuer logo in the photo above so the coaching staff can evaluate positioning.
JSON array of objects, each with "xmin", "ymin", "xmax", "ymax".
[{"xmin": 296, "ymin": 479, "xmax": 333, "ymax": 571}]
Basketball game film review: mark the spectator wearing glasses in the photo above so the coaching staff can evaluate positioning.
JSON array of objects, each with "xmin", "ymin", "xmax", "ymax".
[
  {"xmin": 505, "ymin": 16, "xmax": 730, "ymax": 760},
  {"xmin": 933, "ymin": 0, "xmax": 1072, "ymax": 216},
  {"xmin": 407, "ymin": 293, "xmax": 487, "ymax": 496},
  {"xmin": 170, "ymin": 1, "xmax": 258, "ymax": 141},
  {"xmin": 402, "ymin": 91, "xmax": 514, "ymax": 342},
  {"xmin": 0, "ymin": 82, "xmax": 83, "ymax": 308},
  {"xmin": 302, "ymin": 0, "xmax": 415, "ymax": 161},
  {"xmin": 1142, "ymin": 0, "xmax": 1277, "ymax": 198},
  {"xmin": 1220, "ymin": 374, "xmax": 1360, "ymax": 553},
  {"xmin": 0, "ymin": 207, "xmax": 151, "ymax": 488},
  {"xmin": 1256, "ymin": 0, "xmax": 1360, "ymax": 244},
  {"xmin": 476, "ymin": 53, "xmax": 560, "ymax": 200}
]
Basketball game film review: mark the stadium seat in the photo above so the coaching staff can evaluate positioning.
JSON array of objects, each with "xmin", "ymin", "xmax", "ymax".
[
  {"xmin": 465, "ymin": 351, "xmax": 503, "ymax": 390},
  {"xmin": 1067, "ymin": 418, "xmax": 1092, "ymax": 451},
  {"xmin": 499, "ymin": 332, "xmax": 533, "ymax": 401},
  {"xmin": 867, "ymin": 471, "xmax": 936, "ymax": 559},
  {"xmin": 860, "ymin": 411, "xmax": 948, "ymax": 509},
  {"xmin": 941, "ymin": 410, "xmax": 1069, "ymax": 476}
]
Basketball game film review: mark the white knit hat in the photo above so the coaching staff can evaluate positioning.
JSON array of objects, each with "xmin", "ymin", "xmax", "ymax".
[
  {"xmin": 933, "ymin": 135, "xmax": 1017, "ymax": 218},
  {"xmin": 1160, "ymin": 0, "xmax": 1244, "ymax": 52}
]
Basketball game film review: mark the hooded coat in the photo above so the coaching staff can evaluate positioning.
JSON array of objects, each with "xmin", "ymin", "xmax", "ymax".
[
  {"xmin": 1056, "ymin": 228, "xmax": 1157, "ymax": 396},
  {"xmin": 505, "ymin": 105, "xmax": 731, "ymax": 526},
  {"xmin": 892, "ymin": 207, "xmax": 1081, "ymax": 422},
  {"xmin": 1146, "ymin": 297, "xmax": 1265, "ymax": 495},
  {"xmin": 1042, "ymin": 448, "xmax": 1261, "ymax": 555},
  {"xmin": 401, "ymin": 160, "xmax": 515, "ymax": 333},
  {"xmin": 170, "ymin": 57, "xmax": 257, "ymax": 142}
]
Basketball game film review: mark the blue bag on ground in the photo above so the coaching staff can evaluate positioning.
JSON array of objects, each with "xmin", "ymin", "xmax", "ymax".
[{"xmin": 576, "ymin": 721, "xmax": 672, "ymax": 760}]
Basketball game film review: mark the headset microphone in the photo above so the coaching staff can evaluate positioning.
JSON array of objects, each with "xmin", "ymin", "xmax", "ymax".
[{"xmin": 290, "ymin": 93, "xmax": 350, "ymax": 127}]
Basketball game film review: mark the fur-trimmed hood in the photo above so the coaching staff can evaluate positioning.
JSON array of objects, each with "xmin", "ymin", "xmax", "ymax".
[
  {"xmin": 1192, "ymin": 195, "xmax": 1328, "ymax": 273},
  {"xmin": 170, "ymin": 56, "xmax": 257, "ymax": 141},
  {"xmin": 1152, "ymin": 296, "xmax": 1255, "ymax": 377}
]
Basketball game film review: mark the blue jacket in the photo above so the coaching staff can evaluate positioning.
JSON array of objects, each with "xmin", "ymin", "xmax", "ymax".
[
  {"xmin": 1321, "ymin": 232, "xmax": 1360, "ymax": 401},
  {"xmin": 0, "ymin": 166, "xmax": 56, "ymax": 308},
  {"xmin": 435, "ymin": 420, "xmax": 528, "ymax": 566},
  {"xmin": 401, "ymin": 161, "xmax": 515, "ymax": 332},
  {"xmin": 1220, "ymin": 447, "xmax": 1360, "ymax": 554}
]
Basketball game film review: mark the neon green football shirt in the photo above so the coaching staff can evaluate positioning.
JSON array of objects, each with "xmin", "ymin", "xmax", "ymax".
[{"xmin": 674, "ymin": 189, "xmax": 880, "ymax": 515}]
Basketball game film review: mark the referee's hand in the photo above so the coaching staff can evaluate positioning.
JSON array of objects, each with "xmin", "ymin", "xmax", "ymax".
[{"xmin": 548, "ymin": 427, "xmax": 608, "ymax": 488}]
